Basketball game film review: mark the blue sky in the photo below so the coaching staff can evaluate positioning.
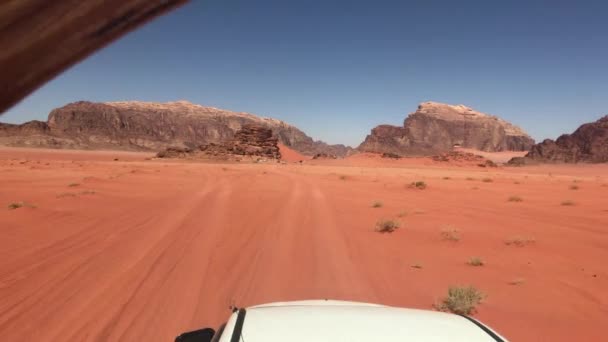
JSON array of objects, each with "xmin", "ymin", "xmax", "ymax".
[{"xmin": 2, "ymin": 0, "xmax": 607, "ymax": 147}]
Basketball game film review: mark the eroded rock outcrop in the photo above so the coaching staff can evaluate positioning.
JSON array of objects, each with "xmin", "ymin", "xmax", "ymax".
[
  {"xmin": 157, "ymin": 125, "xmax": 280, "ymax": 161},
  {"xmin": 358, "ymin": 102, "xmax": 534, "ymax": 156},
  {"xmin": 0, "ymin": 100, "xmax": 353, "ymax": 157},
  {"xmin": 509, "ymin": 115, "xmax": 608, "ymax": 164}
]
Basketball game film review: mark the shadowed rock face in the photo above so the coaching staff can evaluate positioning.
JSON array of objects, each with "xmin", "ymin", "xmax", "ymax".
[
  {"xmin": 358, "ymin": 102, "xmax": 535, "ymax": 156},
  {"xmin": 0, "ymin": 101, "xmax": 353, "ymax": 156},
  {"xmin": 509, "ymin": 115, "xmax": 608, "ymax": 164}
]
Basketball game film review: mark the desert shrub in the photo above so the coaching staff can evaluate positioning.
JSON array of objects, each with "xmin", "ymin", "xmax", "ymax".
[
  {"xmin": 466, "ymin": 177, "xmax": 475, "ymax": 181},
  {"xmin": 372, "ymin": 201, "xmax": 383, "ymax": 208},
  {"xmin": 467, "ymin": 257, "xmax": 484, "ymax": 266},
  {"xmin": 410, "ymin": 263, "xmax": 423, "ymax": 269},
  {"xmin": 508, "ymin": 278, "xmax": 525, "ymax": 285},
  {"xmin": 56, "ymin": 193, "xmax": 77, "ymax": 198},
  {"xmin": 569, "ymin": 185, "xmax": 579, "ymax": 190},
  {"xmin": 68, "ymin": 183, "xmax": 80, "ymax": 187},
  {"xmin": 508, "ymin": 195, "xmax": 523, "ymax": 202},
  {"xmin": 80, "ymin": 190, "xmax": 96, "ymax": 196},
  {"xmin": 443, "ymin": 176, "xmax": 451, "ymax": 180},
  {"xmin": 440, "ymin": 226, "xmax": 460, "ymax": 241},
  {"xmin": 435, "ymin": 286, "xmax": 484, "ymax": 315},
  {"xmin": 339, "ymin": 175, "xmax": 348, "ymax": 180},
  {"xmin": 514, "ymin": 181, "xmax": 521, "ymax": 185},
  {"xmin": 482, "ymin": 178, "xmax": 493, "ymax": 183},
  {"xmin": 375, "ymin": 219, "xmax": 400, "ymax": 233},
  {"xmin": 561, "ymin": 200, "xmax": 575, "ymax": 206},
  {"xmin": 505, "ymin": 236, "xmax": 535, "ymax": 247},
  {"xmin": 409, "ymin": 181, "xmax": 427, "ymax": 189},
  {"xmin": 397, "ymin": 211, "xmax": 407, "ymax": 218},
  {"xmin": 7, "ymin": 202, "xmax": 23, "ymax": 210}
]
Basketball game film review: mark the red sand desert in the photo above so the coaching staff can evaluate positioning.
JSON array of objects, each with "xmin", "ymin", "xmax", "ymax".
[{"xmin": 1, "ymin": 147, "xmax": 607, "ymax": 341}]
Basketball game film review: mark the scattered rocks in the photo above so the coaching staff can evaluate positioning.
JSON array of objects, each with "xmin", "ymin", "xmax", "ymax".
[
  {"xmin": 381, "ymin": 152, "xmax": 401, "ymax": 159},
  {"xmin": 312, "ymin": 153, "xmax": 338, "ymax": 159}
]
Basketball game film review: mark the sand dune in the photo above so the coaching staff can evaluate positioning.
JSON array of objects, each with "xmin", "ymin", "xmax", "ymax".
[{"xmin": 0, "ymin": 147, "xmax": 607, "ymax": 341}]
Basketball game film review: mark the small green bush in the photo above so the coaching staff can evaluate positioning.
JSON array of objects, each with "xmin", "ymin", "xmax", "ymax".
[{"xmin": 435, "ymin": 286, "xmax": 484, "ymax": 315}]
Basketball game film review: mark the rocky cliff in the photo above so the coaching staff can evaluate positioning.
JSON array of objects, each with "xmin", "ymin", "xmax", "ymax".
[
  {"xmin": 509, "ymin": 115, "xmax": 608, "ymax": 164},
  {"xmin": 0, "ymin": 101, "xmax": 353, "ymax": 157},
  {"xmin": 358, "ymin": 101, "xmax": 535, "ymax": 155}
]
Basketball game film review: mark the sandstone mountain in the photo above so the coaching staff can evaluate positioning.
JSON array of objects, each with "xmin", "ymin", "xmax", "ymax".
[
  {"xmin": 358, "ymin": 101, "xmax": 534, "ymax": 155},
  {"xmin": 0, "ymin": 100, "xmax": 353, "ymax": 157},
  {"xmin": 509, "ymin": 115, "xmax": 608, "ymax": 164}
]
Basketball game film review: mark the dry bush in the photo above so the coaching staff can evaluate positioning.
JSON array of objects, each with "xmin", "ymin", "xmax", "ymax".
[
  {"xmin": 508, "ymin": 278, "xmax": 525, "ymax": 285},
  {"xmin": 569, "ymin": 184, "xmax": 579, "ymax": 190},
  {"xmin": 7, "ymin": 202, "xmax": 35, "ymax": 210},
  {"xmin": 435, "ymin": 286, "xmax": 485, "ymax": 315},
  {"xmin": 397, "ymin": 211, "xmax": 407, "ymax": 218},
  {"xmin": 505, "ymin": 236, "xmax": 535, "ymax": 247},
  {"xmin": 339, "ymin": 175, "xmax": 348, "ymax": 180},
  {"xmin": 508, "ymin": 195, "xmax": 523, "ymax": 202},
  {"xmin": 440, "ymin": 226, "xmax": 460, "ymax": 242},
  {"xmin": 68, "ymin": 183, "xmax": 80, "ymax": 187},
  {"xmin": 409, "ymin": 181, "xmax": 427, "ymax": 189},
  {"xmin": 466, "ymin": 177, "xmax": 475, "ymax": 181},
  {"xmin": 467, "ymin": 257, "xmax": 485, "ymax": 266},
  {"xmin": 375, "ymin": 219, "xmax": 400, "ymax": 233},
  {"xmin": 410, "ymin": 263, "xmax": 423, "ymax": 269},
  {"xmin": 482, "ymin": 178, "xmax": 493, "ymax": 183},
  {"xmin": 56, "ymin": 193, "xmax": 77, "ymax": 198},
  {"xmin": 443, "ymin": 176, "xmax": 451, "ymax": 180},
  {"xmin": 372, "ymin": 201, "xmax": 383, "ymax": 208},
  {"xmin": 7, "ymin": 202, "xmax": 23, "ymax": 210},
  {"xmin": 561, "ymin": 200, "xmax": 575, "ymax": 206}
]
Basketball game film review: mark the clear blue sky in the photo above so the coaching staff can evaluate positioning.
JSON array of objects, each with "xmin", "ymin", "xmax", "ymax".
[{"xmin": 2, "ymin": 0, "xmax": 607, "ymax": 147}]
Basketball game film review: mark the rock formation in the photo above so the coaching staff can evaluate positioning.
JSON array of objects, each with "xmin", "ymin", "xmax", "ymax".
[
  {"xmin": 358, "ymin": 101, "xmax": 534, "ymax": 156},
  {"xmin": 157, "ymin": 125, "xmax": 280, "ymax": 161},
  {"xmin": 0, "ymin": 101, "xmax": 353, "ymax": 157},
  {"xmin": 509, "ymin": 115, "xmax": 608, "ymax": 164}
]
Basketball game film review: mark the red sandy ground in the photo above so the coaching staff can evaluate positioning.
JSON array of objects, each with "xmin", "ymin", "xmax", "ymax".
[{"xmin": 0, "ymin": 147, "xmax": 607, "ymax": 341}]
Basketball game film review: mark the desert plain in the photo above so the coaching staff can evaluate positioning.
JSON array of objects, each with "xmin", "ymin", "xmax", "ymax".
[{"xmin": 0, "ymin": 147, "xmax": 607, "ymax": 341}]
